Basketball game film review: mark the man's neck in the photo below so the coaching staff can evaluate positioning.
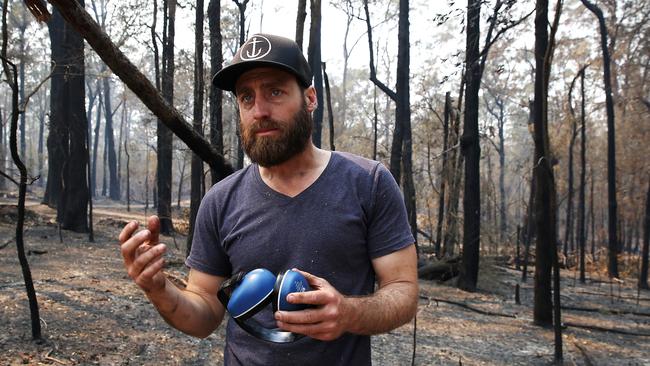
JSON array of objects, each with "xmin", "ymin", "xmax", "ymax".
[{"xmin": 258, "ymin": 144, "xmax": 331, "ymax": 197}]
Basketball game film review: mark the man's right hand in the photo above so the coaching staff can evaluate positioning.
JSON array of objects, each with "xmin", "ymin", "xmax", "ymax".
[{"xmin": 118, "ymin": 215, "xmax": 167, "ymax": 294}]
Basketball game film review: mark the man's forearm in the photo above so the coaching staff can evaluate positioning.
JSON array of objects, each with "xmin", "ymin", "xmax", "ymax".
[
  {"xmin": 342, "ymin": 281, "xmax": 418, "ymax": 335},
  {"xmin": 146, "ymin": 278, "xmax": 223, "ymax": 338}
]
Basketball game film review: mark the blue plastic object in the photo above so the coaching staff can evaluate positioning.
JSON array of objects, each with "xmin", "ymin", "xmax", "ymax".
[
  {"xmin": 228, "ymin": 268, "xmax": 276, "ymax": 319},
  {"xmin": 275, "ymin": 269, "xmax": 312, "ymax": 312}
]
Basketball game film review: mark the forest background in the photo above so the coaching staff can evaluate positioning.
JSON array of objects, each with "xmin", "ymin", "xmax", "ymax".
[{"xmin": 0, "ymin": 0, "xmax": 648, "ymax": 364}]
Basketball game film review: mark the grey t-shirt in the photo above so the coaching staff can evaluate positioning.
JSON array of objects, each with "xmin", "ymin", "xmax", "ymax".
[{"xmin": 186, "ymin": 151, "xmax": 414, "ymax": 365}]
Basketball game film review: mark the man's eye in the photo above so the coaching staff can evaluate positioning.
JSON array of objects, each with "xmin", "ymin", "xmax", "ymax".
[
  {"xmin": 240, "ymin": 95, "xmax": 253, "ymax": 104},
  {"xmin": 270, "ymin": 89, "xmax": 282, "ymax": 97}
]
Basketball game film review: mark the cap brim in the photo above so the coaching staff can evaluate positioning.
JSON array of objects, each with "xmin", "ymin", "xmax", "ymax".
[{"xmin": 212, "ymin": 60, "xmax": 310, "ymax": 92}]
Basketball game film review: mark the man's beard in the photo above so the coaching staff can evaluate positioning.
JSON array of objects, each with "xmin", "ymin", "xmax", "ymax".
[{"xmin": 241, "ymin": 102, "xmax": 313, "ymax": 167}]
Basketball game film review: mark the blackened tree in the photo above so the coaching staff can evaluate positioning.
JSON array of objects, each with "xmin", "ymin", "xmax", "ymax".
[
  {"xmin": 580, "ymin": 0, "xmax": 619, "ymax": 278},
  {"xmin": 158, "ymin": 0, "xmax": 176, "ymax": 235},
  {"xmin": 45, "ymin": 1, "xmax": 89, "ymax": 232}
]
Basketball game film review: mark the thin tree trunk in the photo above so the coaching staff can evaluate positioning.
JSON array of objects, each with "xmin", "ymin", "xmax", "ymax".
[
  {"xmin": 322, "ymin": 62, "xmax": 335, "ymax": 151},
  {"xmin": 363, "ymin": 0, "xmax": 416, "ymax": 244},
  {"xmin": 158, "ymin": 0, "xmax": 176, "ymax": 235},
  {"xmin": 0, "ymin": 107, "xmax": 5, "ymax": 191},
  {"xmin": 578, "ymin": 66, "xmax": 587, "ymax": 283},
  {"xmin": 295, "ymin": 0, "xmax": 307, "ymax": 49},
  {"xmin": 458, "ymin": 0, "xmax": 481, "ymax": 292},
  {"xmin": 533, "ymin": 0, "xmax": 561, "ymax": 328},
  {"xmin": 396, "ymin": 0, "xmax": 417, "ymax": 247},
  {"xmin": 124, "ymin": 109, "xmax": 131, "ymax": 212},
  {"xmin": 639, "ymin": 178, "xmax": 649, "ymax": 289},
  {"xmin": 435, "ymin": 92, "xmax": 451, "ymax": 258},
  {"xmin": 91, "ymin": 80, "xmax": 102, "ymax": 198},
  {"xmin": 564, "ymin": 111, "xmax": 576, "ymax": 260},
  {"xmin": 103, "ymin": 70, "xmax": 120, "ymax": 200},
  {"xmin": 208, "ymin": 0, "xmax": 225, "ymax": 185},
  {"xmin": 580, "ymin": 0, "xmax": 618, "ymax": 278},
  {"xmin": 308, "ymin": 0, "xmax": 323, "ymax": 148},
  {"xmin": 1, "ymin": 1, "xmax": 41, "ymax": 338},
  {"xmin": 188, "ymin": 0, "xmax": 205, "ymax": 255},
  {"xmin": 233, "ymin": 0, "xmax": 248, "ymax": 170}
]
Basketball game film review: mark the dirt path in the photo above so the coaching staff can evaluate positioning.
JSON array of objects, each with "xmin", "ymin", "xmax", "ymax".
[{"xmin": 0, "ymin": 203, "xmax": 648, "ymax": 365}]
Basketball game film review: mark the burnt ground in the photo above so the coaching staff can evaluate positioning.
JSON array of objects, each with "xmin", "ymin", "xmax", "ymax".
[{"xmin": 0, "ymin": 200, "xmax": 648, "ymax": 365}]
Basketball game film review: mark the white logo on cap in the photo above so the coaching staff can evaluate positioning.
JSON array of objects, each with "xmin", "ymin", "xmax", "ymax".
[{"xmin": 241, "ymin": 35, "xmax": 272, "ymax": 61}]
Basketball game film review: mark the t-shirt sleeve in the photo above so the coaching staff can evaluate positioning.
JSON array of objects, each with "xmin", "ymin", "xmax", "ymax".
[
  {"xmin": 185, "ymin": 190, "xmax": 233, "ymax": 277},
  {"xmin": 366, "ymin": 163, "xmax": 415, "ymax": 258}
]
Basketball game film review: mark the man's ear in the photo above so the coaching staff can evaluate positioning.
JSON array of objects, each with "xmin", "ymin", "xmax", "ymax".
[{"xmin": 304, "ymin": 86, "xmax": 318, "ymax": 112}]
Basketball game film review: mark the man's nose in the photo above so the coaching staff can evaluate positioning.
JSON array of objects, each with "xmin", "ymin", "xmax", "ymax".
[{"xmin": 252, "ymin": 97, "xmax": 271, "ymax": 120}]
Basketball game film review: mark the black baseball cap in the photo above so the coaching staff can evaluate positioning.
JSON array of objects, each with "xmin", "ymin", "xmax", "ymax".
[{"xmin": 213, "ymin": 33, "xmax": 313, "ymax": 92}]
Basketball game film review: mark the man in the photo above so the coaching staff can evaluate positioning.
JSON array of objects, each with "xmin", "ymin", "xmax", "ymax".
[{"xmin": 118, "ymin": 33, "xmax": 418, "ymax": 365}]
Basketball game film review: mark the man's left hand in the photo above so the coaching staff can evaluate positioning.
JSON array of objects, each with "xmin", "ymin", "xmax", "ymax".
[{"xmin": 274, "ymin": 269, "xmax": 352, "ymax": 341}]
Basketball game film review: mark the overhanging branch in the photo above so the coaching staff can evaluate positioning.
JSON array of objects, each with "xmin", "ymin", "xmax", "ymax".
[{"xmin": 38, "ymin": 0, "xmax": 233, "ymax": 179}]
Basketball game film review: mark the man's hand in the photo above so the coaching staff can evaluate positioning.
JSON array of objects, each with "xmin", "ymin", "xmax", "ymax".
[
  {"xmin": 118, "ymin": 215, "xmax": 167, "ymax": 294},
  {"xmin": 275, "ymin": 245, "xmax": 418, "ymax": 341},
  {"xmin": 274, "ymin": 269, "xmax": 352, "ymax": 341}
]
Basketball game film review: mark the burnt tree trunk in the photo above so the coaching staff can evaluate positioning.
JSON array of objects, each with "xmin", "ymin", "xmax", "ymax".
[
  {"xmin": 563, "ymin": 107, "xmax": 576, "ymax": 260},
  {"xmin": 188, "ymin": 0, "xmax": 205, "ymax": 256},
  {"xmin": 123, "ymin": 101, "xmax": 131, "ymax": 211},
  {"xmin": 444, "ymin": 80, "xmax": 465, "ymax": 258},
  {"xmin": 233, "ymin": 0, "xmax": 248, "ymax": 170},
  {"xmin": 308, "ymin": 0, "xmax": 323, "ymax": 148},
  {"xmin": 363, "ymin": 0, "xmax": 402, "ymax": 183},
  {"xmin": 1, "ymin": 4, "xmax": 41, "ymax": 338},
  {"xmin": 0, "ymin": 107, "xmax": 5, "ymax": 191},
  {"xmin": 435, "ymin": 92, "xmax": 451, "ymax": 258},
  {"xmin": 639, "ymin": 178, "xmax": 649, "ymax": 290},
  {"xmin": 532, "ymin": 0, "xmax": 561, "ymax": 328},
  {"xmin": 363, "ymin": 0, "xmax": 417, "ymax": 244},
  {"xmin": 158, "ymin": 0, "xmax": 176, "ymax": 235},
  {"xmin": 578, "ymin": 66, "xmax": 588, "ymax": 283},
  {"xmin": 322, "ymin": 62, "xmax": 335, "ymax": 151},
  {"xmin": 208, "ymin": 0, "xmax": 224, "ymax": 185},
  {"xmin": 295, "ymin": 0, "xmax": 307, "ymax": 49},
  {"xmin": 396, "ymin": 0, "xmax": 417, "ymax": 246},
  {"xmin": 458, "ymin": 0, "xmax": 481, "ymax": 291},
  {"xmin": 46, "ymin": 2, "xmax": 89, "ymax": 232},
  {"xmin": 103, "ymin": 69, "xmax": 120, "ymax": 200},
  {"xmin": 580, "ymin": 0, "xmax": 619, "ymax": 278}
]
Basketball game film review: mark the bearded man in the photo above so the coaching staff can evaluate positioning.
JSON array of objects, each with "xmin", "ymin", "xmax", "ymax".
[{"xmin": 118, "ymin": 34, "xmax": 417, "ymax": 365}]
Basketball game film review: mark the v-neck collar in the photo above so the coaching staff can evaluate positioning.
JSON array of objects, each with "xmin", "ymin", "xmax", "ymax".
[{"xmin": 252, "ymin": 152, "xmax": 337, "ymax": 203}]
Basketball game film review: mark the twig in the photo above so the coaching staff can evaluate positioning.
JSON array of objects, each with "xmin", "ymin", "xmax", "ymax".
[
  {"xmin": 420, "ymin": 295, "xmax": 516, "ymax": 318},
  {"xmin": 565, "ymin": 321, "xmax": 650, "ymax": 337}
]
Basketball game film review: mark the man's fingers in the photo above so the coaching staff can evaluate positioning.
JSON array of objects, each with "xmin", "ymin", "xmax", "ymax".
[
  {"xmin": 286, "ymin": 290, "xmax": 329, "ymax": 305},
  {"xmin": 129, "ymin": 243, "xmax": 166, "ymax": 278},
  {"xmin": 118, "ymin": 221, "xmax": 139, "ymax": 244},
  {"xmin": 120, "ymin": 229, "xmax": 151, "ymax": 266},
  {"xmin": 275, "ymin": 308, "xmax": 321, "ymax": 326},
  {"xmin": 292, "ymin": 268, "xmax": 329, "ymax": 289},
  {"xmin": 139, "ymin": 257, "xmax": 165, "ymax": 282},
  {"xmin": 147, "ymin": 215, "xmax": 161, "ymax": 244}
]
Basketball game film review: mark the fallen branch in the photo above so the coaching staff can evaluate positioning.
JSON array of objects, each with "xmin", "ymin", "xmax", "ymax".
[
  {"xmin": 573, "ymin": 342, "xmax": 595, "ymax": 366},
  {"xmin": 565, "ymin": 321, "xmax": 650, "ymax": 337},
  {"xmin": 420, "ymin": 295, "xmax": 516, "ymax": 318},
  {"xmin": 418, "ymin": 257, "xmax": 460, "ymax": 281},
  {"xmin": 0, "ymin": 236, "xmax": 13, "ymax": 250},
  {"xmin": 572, "ymin": 289, "xmax": 650, "ymax": 302},
  {"xmin": 562, "ymin": 304, "xmax": 650, "ymax": 317}
]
